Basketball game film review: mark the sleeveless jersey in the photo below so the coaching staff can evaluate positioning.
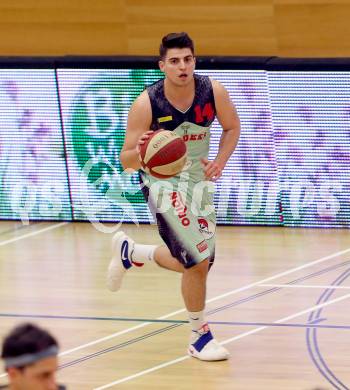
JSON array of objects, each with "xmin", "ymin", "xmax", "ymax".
[
  {"xmin": 140, "ymin": 74, "xmax": 217, "ymax": 268},
  {"xmin": 145, "ymin": 73, "xmax": 216, "ymax": 183}
]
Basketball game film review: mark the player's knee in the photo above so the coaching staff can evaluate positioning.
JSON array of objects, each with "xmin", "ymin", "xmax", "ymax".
[{"xmin": 187, "ymin": 258, "xmax": 209, "ymax": 276}]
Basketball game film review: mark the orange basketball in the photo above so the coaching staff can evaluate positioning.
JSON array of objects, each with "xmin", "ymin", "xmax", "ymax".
[{"xmin": 138, "ymin": 130, "xmax": 187, "ymax": 179}]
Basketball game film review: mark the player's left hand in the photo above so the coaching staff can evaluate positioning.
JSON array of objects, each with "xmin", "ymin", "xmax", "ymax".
[{"xmin": 200, "ymin": 158, "xmax": 223, "ymax": 181}]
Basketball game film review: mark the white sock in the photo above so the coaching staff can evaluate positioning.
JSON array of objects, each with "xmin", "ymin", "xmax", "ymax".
[
  {"xmin": 131, "ymin": 244, "xmax": 157, "ymax": 263},
  {"xmin": 188, "ymin": 310, "xmax": 206, "ymax": 333}
]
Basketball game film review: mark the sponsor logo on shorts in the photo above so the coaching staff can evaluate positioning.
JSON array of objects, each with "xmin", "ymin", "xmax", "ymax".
[
  {"xmin": 198, "ymin": 218, "xmax": 215, "ymax": 239},
  {"xmin": 196, "ymin": 240, "xmax": 208, "ymax": 253},
  {"xmin": 170, "ymin": 192, "xmax": 190, "ymax": 227}
]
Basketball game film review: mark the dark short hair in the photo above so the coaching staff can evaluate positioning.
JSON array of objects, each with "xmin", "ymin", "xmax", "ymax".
[
  {"xmin": 159, "ymin": 32, "xmax": 194, "ymax": 59},
  {"xmin": 1, "ymin": 323, "xmax": 58, "ymax": 366}
]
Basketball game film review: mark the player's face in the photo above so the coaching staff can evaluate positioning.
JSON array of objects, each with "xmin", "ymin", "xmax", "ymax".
[
  {"xmin": 159, "ymin": 48, "xmax": 196, "ymax": 86},
  {"xmin": 9, "ymin": 356, "xmax": 59, "ymax": 390}
]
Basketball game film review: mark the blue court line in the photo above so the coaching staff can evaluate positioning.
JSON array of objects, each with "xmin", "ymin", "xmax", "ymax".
[
  {"xmin": 55, "ymin": 258, "xmax": 350, "ymax": 370},
  {"xmin": 59, "ymin": 320, "xmax": 350, "ymax": 371},
  {"xmin": 2, "ymin": 258, "xmax": 349, "ymax": 325},
  {"xmin": 0, "ymin": 313, "xmax": 188, "ymax": 323},
  {"xmin": 306, "ymin": 268, "xmax": 350, "ymax": 390},
  {"xmin": 2, "ymin": 258, "xmax": 349, "ymax": 371},
  {"xmin": 58, "ymin": 316, "xmax": 350, "ymax": 371},
  {"xmin": 59, "ymin": 324, "xmax": 181, "ymax": 370},
  {"xmin": 0, "ymin": 313, "xmax": 350, "ymax": 331},
  {"xmin": 211, "ymin": 321, "xmax": 350, "ymax": 331}
]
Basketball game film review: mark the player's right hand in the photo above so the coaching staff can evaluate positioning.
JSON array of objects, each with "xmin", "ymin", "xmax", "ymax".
[{"xmin": 135, "ymin": 130, "xmax": 154, "ymax": 154}]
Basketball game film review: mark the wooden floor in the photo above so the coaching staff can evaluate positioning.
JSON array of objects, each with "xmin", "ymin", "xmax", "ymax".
[{"xmin": 0, "ymin": 221, "xmax": 349, "ymax": 389}]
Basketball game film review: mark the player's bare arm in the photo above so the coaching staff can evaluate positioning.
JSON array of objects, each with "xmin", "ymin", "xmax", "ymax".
[
  {"xmin": 201, "ymin": 79, "xmax": 240, "ymax": 181},
  {"xmin": 120, "ymin": 91, "xmax": 153, "ymax": 171}
]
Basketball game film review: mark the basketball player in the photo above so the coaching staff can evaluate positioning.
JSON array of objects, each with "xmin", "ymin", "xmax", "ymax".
[
  {"xmin": 108, "ymin": 32, "xmax": 240, "ymax": 361},
  {"xmin": 0, "ymin": 323, "xmax": 65, "ymax": 390}
]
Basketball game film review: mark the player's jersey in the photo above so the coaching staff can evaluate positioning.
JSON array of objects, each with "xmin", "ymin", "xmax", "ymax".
[
  {"xmin": 139, "ymin": 74, "xmax": 217, "ymax": 268},
  {"xmin": 144, "ymin": 73, "xmax": 216, "ymax": 183}
]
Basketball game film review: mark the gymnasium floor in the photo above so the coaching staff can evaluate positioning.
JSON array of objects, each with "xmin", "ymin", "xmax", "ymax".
[{"xmin": 0, "ymin": 221, "xmax": 349, "ymax": 389}]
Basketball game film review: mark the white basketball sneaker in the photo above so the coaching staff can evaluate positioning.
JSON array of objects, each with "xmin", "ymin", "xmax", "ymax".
[
  {"xmin": 107, "ymin": 231, "xmax": 143, "ymax": 292},
  {"xmin": 188, "ymin": 324, "xmax": 230, "ymax": 361}
]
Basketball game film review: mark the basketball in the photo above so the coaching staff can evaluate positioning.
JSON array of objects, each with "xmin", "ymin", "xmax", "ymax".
[{"xmin": 138, "ymin": 130, "xmax": 187, "ymax": 179}]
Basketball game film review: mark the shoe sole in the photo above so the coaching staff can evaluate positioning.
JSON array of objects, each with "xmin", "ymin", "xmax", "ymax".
[
  {"xmin": 111, "ymin": 230, "xmax": 126, "ymax": 252},
  {"xmin": 187, "ymin": 347, "xmax": 230, "ymax": 361},
  {"xmin": 107, "ymin": 231, "xmax": 127, "ymax": 292}
]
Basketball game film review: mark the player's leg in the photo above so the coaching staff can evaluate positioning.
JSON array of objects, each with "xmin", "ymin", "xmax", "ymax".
[
  {"xmin": 107, "ymin": 176, "xmax": 228, "ymax": 359},
  {"xmin": 154, "ymin": 245, "xmax": 184, "ymax": 273},
  {"xmin": 107, "ymin": 173, "xmax": 186, "ymax": 290},
  {"xmin": 181, "ymin": 258, "xmax": 209, "ymax": 312},
  {"xmin": 179, "ymin": 187, "xmax": 229, "ymax": 360},
  {"xmin": 182, "ymin": 258, "xmax": 229, "ymax": 361},
  {"xmin": 155, "ymin": 191, "xmax": 229, "ymax": 360},
  {"xmin": 107, "ymin": 233, "xmax": 184, "ymax": 292}
]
